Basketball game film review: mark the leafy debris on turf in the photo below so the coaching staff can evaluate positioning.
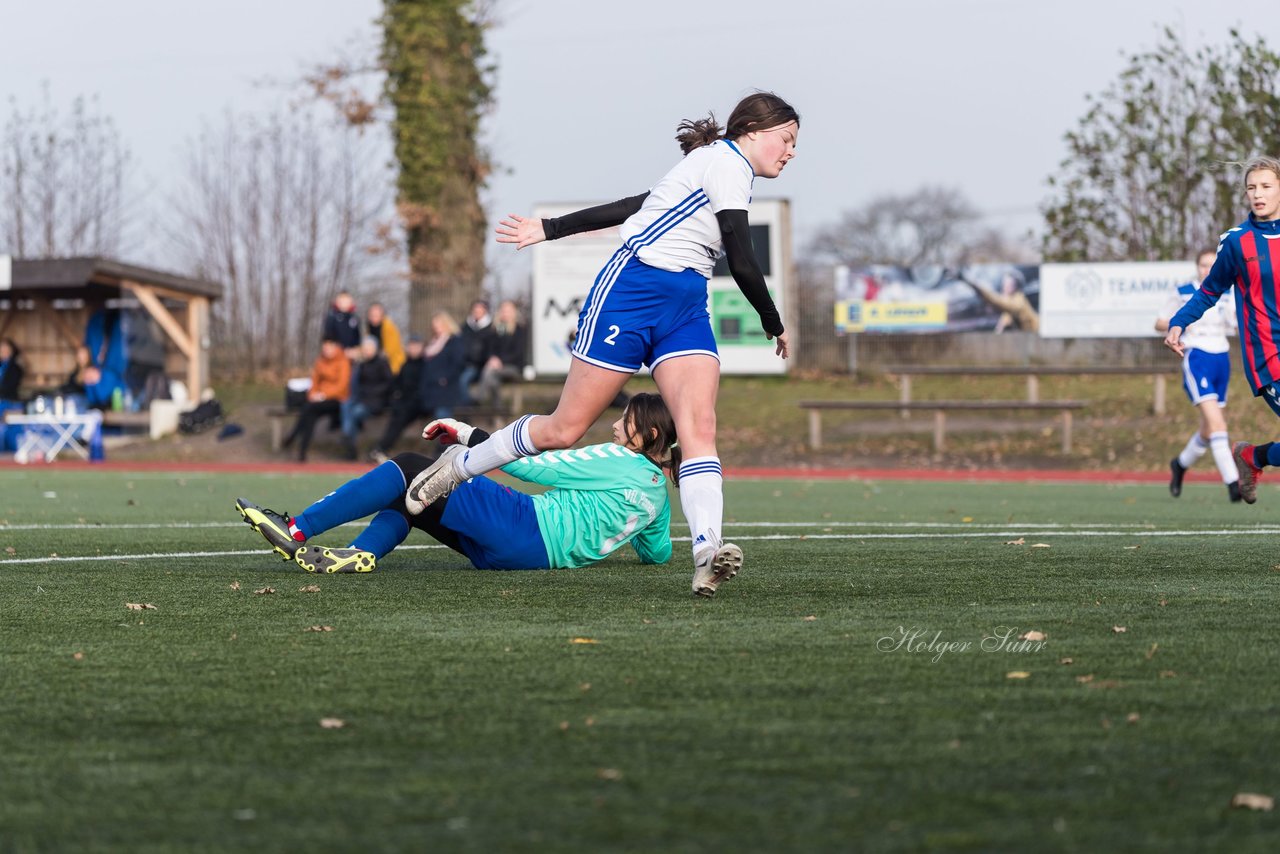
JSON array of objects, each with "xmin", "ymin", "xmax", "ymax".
[
  {"xmin": 254, "ymin": 587, "xmax": 275, "ymax": 595},
  {"xmin": 319, "ymin": 718, "xmax": 345, "ymax": 729},
  {"xmin": 125, "ymin": 603, "xmax": 157, "ymax": 611},
  {"xmin": 1230, "ymin": 793, "xmax": 1274, "ymax": 812}
]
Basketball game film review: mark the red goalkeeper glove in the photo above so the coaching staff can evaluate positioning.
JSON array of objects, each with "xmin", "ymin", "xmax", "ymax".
[{"xmin": 422, "ymin": 418, "xmax": 475, "ymax": 447}]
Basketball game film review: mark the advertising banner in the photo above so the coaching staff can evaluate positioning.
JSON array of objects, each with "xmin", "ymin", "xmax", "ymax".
[
  {"xmin": 1038, "ymin": 262, "xmax": 1193, "ymax": 338},
  {"xmin": 834, "ymin": 264, "xmax": 1040, "ymax": 334}
]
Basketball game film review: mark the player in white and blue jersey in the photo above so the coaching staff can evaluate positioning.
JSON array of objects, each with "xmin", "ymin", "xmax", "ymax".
[
  {"xmin": 406, "ymin": 91, "xmax": 799, "ymax": 597},
  {"xmin": 1156, "ymin": 248, "xmax": 1241, "ymax": 502}
]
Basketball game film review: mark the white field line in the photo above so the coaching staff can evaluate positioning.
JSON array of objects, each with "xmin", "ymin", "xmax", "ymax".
[
  {"xmin": 3, "ymin": 527, "xmax": 1280, "ymax": 566},
  {"xmin": 0, "ymin": 519, "xmax": 1269, "ymax": 532}
]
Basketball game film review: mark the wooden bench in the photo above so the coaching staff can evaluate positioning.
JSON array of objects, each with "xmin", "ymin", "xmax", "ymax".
[
  {"xmin": 881, "ymin": 365, "xmax": 1171, "ymax": 416},
  {"xmin": 798, "ymin": 399, "xmax": 1088, "ymax": 453},
  {"xmin": 101, "ymin": 411, "xmax": 151, "ymax": 430},
  {"xmin": 261, "ymin": 380, "xmax": 565, "ymax": 452},
  {"xmin": 502, "ymin": 378, "xmax": 563, "ymax": 414},
  {"xmin": 264, "ymin": 406, "xmax": 515, "ymax": 452},
  {"xmin": 266, "ymin": 408, "xmax": 294, "ymax": 451}
]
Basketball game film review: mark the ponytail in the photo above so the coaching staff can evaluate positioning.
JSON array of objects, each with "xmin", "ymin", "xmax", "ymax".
[{"xmin": 675, "ymin": 115, "xmax": 723, "ymax": 154}]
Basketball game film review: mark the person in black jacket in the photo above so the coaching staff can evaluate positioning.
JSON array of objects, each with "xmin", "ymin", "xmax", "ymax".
[
  {"xmin": 340, "ymin": 336, "xmax": 394, "ymax": 460},
  {"xmin": 369, "ymin": 314, "xmax": 464, "ymax": 460},
  {"xmin": 457, "ymin": 299, "xmax": 496, "ymax": 404},
  {"xmin": 0, "ymin": 338, "xmax": 24, "ymax": 403},
  {"xmin": 322, "ymin": 291, "xmax": 362, "ymax": 356},
  {"xmin": 473, "ymin": 300, "xmax": 529, "ymax": 408}
]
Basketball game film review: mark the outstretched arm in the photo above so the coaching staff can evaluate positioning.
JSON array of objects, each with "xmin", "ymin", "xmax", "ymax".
[
  {"xmin": 496, "ymin": 193, "xmax": 650, "ymax": 250},
  {"xmin": 716, "ymin": 208, "xmax": 788, "ymax": 359}
]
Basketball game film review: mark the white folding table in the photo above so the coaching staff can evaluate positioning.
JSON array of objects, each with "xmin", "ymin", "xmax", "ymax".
[{"xmin": 5, "ymin": 410, "xmax": 104, "ymax": 463}]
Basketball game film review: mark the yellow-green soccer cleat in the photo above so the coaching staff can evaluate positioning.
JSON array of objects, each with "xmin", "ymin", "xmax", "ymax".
[
  {"xmin": 235, "ymin": 497, "xmax": 302, "ymax": 561},
  {"xmin": 294, "ymin": 546, "xmax": 377, "ymax": 574},
  {"xmin": 691, "ymin": 542, "xmax": 743, "ymax": 597}
]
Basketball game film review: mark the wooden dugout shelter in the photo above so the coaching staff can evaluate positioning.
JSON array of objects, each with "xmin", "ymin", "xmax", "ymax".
[{"xmin": 0, "ymin": 257, "xmax": 222, "ymax": 400}]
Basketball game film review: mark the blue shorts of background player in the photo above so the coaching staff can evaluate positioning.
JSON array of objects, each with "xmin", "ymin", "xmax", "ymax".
[
  {"xmin": 1180, "ymin": 348, "xmax": 1231, "ymax": 407},
  {"xmin": 572, "ymin": 256, "xmax": 718, "ymax": 373}
]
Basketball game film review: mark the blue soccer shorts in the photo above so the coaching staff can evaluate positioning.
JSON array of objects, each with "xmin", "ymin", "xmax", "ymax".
[
  {"xmin": 572, "ymin": 253, "xmax": 719, "ymax": 373},
  {"xmin": 440, "ymin": 476, "xmax": 550, "ymax": 570},
  {"xmin": 1260, "ymin": 381, "xmax": 1280, "ymax": 419},
  {"xmin": 1180, "ymin": 348, "xmax": 1230, "ymax": 406}
]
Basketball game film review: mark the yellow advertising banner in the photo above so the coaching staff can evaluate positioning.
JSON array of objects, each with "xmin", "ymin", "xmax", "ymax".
[{"xmin": 835, "ymin": 300, "xmax": 948, "ymax": 333}]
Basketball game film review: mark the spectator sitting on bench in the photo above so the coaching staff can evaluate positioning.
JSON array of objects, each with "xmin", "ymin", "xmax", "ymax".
[
  {"xmin": 282, "ymin": 339, "xmax": 351, "ymax": 462},
  {"xmin": 370, "ymin": 313, "xmax": 464, "ymax": 460},
  {"xmin": 0, "ymin": 338, "xmax": 25, "ymax": 404},
  {"xmin": 370, "ymin": 334, "xmax": 427, "ymax": 462},
  {"xmin": 341, "ymin": 336, "xmax": 393, "ymax": 460},
  {"xmin": 62, "ymin": 344, "xmax": 123, "ymax": 410},
  {"xmin": 365, "ymin": 302, "xmax": 406, "ymax": 375},
  {"xmin": 473, "ymin": 300, "xmax": 529, "ymax": 409},
  {"xmin": 457, "ymin": 299, "xmax": 495, "ymax": 404}
]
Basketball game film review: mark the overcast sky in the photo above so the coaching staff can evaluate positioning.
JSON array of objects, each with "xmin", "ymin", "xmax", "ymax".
[{"xmin": 5, "ymin": 0, "xmax": 1280, "ymax": 291}]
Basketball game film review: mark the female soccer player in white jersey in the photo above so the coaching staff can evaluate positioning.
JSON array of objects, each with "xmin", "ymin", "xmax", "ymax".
[
  {"xmin": 234, "ymin": 393, "xmax": 678, "ymax": 573},
  {"xmin": 406, "ymin": 91, "xmax": 799, "ymax": 596},
  {"xmin": 1156, "ymin": 248, "xmax": 1241, "ymax": 502}
]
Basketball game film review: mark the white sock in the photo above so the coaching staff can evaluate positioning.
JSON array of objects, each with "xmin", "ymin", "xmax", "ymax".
[
  {"xmin": 453, "ymin": 414, "xmax": 540, "ymax": 479},
  {"xmin": 679, "ymin": 457, "xmax": 723, "ymax": 560},
  {"xmin": 1208, "ymin": 431, "xmax": 1239, "ymax": 484},
  {"xmin": 1177, "ymin": 433, "xmax": 1208, "ymax": 469}
]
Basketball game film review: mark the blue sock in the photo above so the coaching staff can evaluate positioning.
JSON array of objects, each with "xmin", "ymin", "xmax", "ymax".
[
  {"xmin": 1259, "ymin": 442, "xmax": 1280, "ymax": 468},
  {"xmin": 294, "ymin": 461, "xmax": 407, "ymax": 539},
  {"xmin": 350, "ymin": 509, "xmax": 411, "ymax": 559}
]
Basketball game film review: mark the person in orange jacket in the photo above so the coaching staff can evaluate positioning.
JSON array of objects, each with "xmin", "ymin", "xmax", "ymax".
[{"xmin": 282, "ymin": 338, "xmax": 351, "ymax": 462}]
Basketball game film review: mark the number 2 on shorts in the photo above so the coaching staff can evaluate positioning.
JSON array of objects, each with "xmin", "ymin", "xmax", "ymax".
[{"xmin": 604, "ymin": 324, "xmax": 620, "ymax": 345}]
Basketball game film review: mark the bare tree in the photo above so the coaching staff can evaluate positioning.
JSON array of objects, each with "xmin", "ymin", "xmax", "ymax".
[
  {"xmin": 168, "ymin": 106, "xmax": 396, "ymax": 377},
  {"xmin": 808, "ymin": 187, "xmax": 989, "ymax": 267},
  {"xmin": 0, "ymin": 87, "xmax": 132, "ymax": 257}
]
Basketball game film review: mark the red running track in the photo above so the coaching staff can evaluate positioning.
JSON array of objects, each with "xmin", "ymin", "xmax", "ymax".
[{"xmin": 0, "ymin": 458, "xmax": 1223, "ymax": 483}]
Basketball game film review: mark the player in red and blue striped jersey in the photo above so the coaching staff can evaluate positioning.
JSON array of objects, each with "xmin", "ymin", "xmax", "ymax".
[{"xmin": 1166, "ymin": 156, "xmax": 1280, "ymax": 504}]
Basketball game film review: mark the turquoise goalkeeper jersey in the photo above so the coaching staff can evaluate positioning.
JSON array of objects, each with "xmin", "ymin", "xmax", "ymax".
[{"xmin": 500, "ymin": 443, "xmax": 672, "ymax": 569}]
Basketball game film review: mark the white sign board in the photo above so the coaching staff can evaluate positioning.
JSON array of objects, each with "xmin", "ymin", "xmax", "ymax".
[
  {"xmin": 1039, "ymin": 262, "xmax": 1195, "ymax": 338},
  {"xmin": 0, "ymin": 255, "xmax": 11, "ymax": 290},
  {"xmin": 530, "ymin": 199, "xmax": 791, "ymax": 376}
]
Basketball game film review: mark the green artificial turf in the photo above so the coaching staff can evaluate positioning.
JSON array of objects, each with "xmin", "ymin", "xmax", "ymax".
[{"xmin": 1, "ymin": 469, "xmax": 1278, "ymax": 852}]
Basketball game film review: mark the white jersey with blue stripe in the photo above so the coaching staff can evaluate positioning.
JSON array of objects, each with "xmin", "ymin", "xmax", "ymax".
[
  {"xmin": 1160, "ymin": 283, "xmax": 1234, "ymax": 354},
  {"xmin": 617, "ymin": 139, "xmax": 754, "ymax": 278}
]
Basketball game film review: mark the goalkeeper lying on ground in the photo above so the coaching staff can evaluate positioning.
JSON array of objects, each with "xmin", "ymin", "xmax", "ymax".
[{"xmin": 235, "ymin": 393, "xmax": 693, "ymax": 582}]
